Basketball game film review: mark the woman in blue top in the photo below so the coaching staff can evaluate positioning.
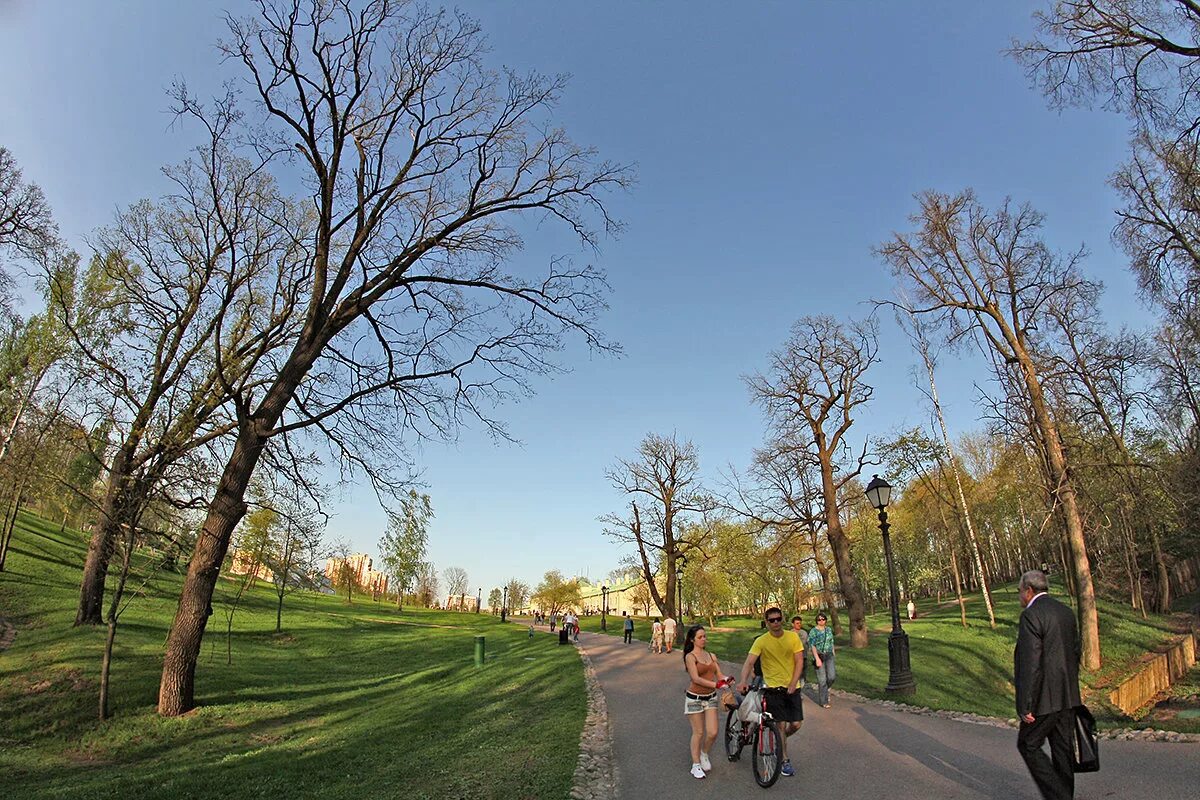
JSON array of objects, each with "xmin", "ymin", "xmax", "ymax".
[{"xmin": 809, "ymin": 613, "xmax": 836, "ymax": 708}]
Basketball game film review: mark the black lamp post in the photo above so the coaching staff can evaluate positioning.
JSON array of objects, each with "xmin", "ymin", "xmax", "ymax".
[
  {"xmin": 865, "ymin": 475, "xmax": 916, "ymax": 695},
  {"xmin": 501, "ymin": 585, "xmax": 508, "ymax": 623},
  {"xmin": 475, "ymin": 587, "xmax": 481, "ymax": 614},
  {"xmin": 600, "ymin": 585, "xmax": 609, "ymax": 631}
]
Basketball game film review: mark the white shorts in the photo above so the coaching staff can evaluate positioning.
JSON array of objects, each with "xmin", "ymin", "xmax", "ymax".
[{"xmin": 684, "ymin": 691, "xmax": 719, "ymax": 714}]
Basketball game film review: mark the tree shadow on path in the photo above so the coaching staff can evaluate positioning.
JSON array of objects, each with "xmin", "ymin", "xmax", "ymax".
[{"xmin": 853, "ymin": 707, "xmax": 1027, "ymax": 800}]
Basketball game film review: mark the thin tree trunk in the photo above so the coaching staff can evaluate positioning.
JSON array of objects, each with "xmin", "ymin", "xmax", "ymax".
[
  {"xmin": 917, "ymin": 328, "xmax": 996, "ymax": 628},
  {"xmin": 99, "ymin": 523, "xmax": 135, "ymax": 721},
  {"xmin": 0, "ymin": 487, "xmax": 26, "ymax": 572}
]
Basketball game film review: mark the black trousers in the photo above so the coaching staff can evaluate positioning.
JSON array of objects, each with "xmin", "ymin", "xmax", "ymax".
[
  {"xmin": 1017, "ymin": 709, "xmax": 1075, "ymax": 800},
  {"xmin": 623, "ymin": 629, "xmax": 633, "ymax": 643}
]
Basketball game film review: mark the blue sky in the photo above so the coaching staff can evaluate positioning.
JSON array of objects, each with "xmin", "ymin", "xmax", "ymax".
[{"xmin": 0, "ymin": 2, "xmax": 1150, "ymax": 599}]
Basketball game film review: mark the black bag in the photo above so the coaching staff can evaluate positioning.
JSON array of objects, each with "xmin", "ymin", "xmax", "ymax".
[{"xmin": 1072, "ymin": 705, "xmax": 1099, "ymax": 773}]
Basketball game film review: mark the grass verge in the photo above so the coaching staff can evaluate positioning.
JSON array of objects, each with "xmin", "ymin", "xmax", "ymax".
[{"xmin": 0, "ymin": 511, "xmax": 585, "ymax": 800}]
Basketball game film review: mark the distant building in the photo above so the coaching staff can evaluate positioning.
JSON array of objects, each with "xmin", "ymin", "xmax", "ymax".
[{"xmin": 326, "ymin": 553, "xmax": 389, "ymax": 596}]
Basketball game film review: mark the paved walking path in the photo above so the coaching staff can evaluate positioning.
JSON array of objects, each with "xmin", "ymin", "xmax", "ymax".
[{"xmin": 579, "ymin": 630, "xmax": 1200, "ymax": 800}]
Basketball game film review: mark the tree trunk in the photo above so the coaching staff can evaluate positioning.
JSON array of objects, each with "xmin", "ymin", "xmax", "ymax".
[
  {"xmin": 935, "ymin": 503, "xmax": 968, "ymax": 627},
  {"xmin": 1017, "ymin": 356, "xmax": 1101, "ymax": 669},
  {"xmin": 75, "ymin": 454, "xmax": 140, "ymax": 626},
  {"xmin": 158, "ymin": 426, "xmax": 265, "ymax": 716},
  {"xmin": 0, "ymin": 489, "xmax": 24, "ymax": 572},
  {"xmin": 819, "ymin": 467, "xmax": 867, "ymax": 647}
]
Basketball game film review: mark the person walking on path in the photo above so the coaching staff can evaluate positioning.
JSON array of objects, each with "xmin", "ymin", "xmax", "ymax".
[
  {"xmin": 738, "ymin": 607, "xmax": 804, "ymax": 778},
  {"xmin": 682, "ymin": 625, "xmax": 726, "ymax": 779},
  {"xmin": 623, "ymin": 612, "xmax": 635, "ymax": 644},
  {"xmin": 651, "ymin": 618, "xmax": 664, "ymax": 653},
  {"xmin": 810, "ymin": 612, "xmax": 836, "ymax": 708},
  {"xmin": 1015, "ymin": 569, "xmax": 1082, "ymax": 800},
  {"xmin": 907, "ymin": 599, "xmax": 916, "ymax": 620},
  {"xmin": 791, "ymin": 614, "xmax": 809, "ymax": 686},
  {"xmin": 662, "ymin": 615, "xmax": 677, "ymax": 653}
]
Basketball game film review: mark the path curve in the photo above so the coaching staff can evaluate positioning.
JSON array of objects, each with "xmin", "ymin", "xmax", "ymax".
[{"xmin": 578, "ymin": 629, "xmax": 1200, "ymax": 800}]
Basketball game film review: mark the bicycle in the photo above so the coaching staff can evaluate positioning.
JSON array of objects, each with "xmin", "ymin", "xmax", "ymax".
[{"xmin": 723, "ymin": 678, "xmax": 785, "ymax": 788}]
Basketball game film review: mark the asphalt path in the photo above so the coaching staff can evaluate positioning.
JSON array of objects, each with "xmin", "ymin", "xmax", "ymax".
[{"xmin": 579, "ymin": 630, "xmax": 1200, "ymax": 800}]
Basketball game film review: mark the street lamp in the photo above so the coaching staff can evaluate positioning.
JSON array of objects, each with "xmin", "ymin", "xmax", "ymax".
[
  {"xmin": 600, "ymin": 585, "xmax": 609, "ymax": 631},
  {"xmin": 675, "ymin": 552, "xmax": 688, "ymax": 621},
  {"xmin": 865, "ymin": 475, "xmax": 916, "ymax": 695},
  {"xmin": 476, "ymin": 587, "xmax": 481, "ymax": 614},
  {"xmin": 501, "ymin": 585, "xmax": 508, "ymax": 623}
]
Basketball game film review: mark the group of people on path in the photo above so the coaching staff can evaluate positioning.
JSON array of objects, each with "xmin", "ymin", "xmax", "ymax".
[{"xmin": 679, "ymin": 608, "xmax": 838, "ymax": 780}]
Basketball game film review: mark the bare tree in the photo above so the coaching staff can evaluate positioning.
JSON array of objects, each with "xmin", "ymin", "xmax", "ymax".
[
  {"xmin": 504, "ymin": 577, "xmax": 530, "ymax": 612},
  {"xmin": 70, "ymin": 134, "xmax": 307, "ymax": 625},
  {"xmin": 444, "ymin": 566, "xmax": 470, "ymax": 610},
  {"xmin": 602, "ymin": 433, "xmax": 713, "ymax": 617},
  {"xmin": 157, "ymin": 0, "xmax": 628, "ymax": 715},
  {"xmin": 877, "ymin": 190, "xmax": 1102, "ymax": 669},
  {"xmin": 415, "ymin": 561, "xmax": 439, "ymax": 608},
  {"xmin": 0, "ymin": 146, "xmax": 58, "ymax": 298},
  {"xmin": 1012, "ymin": 1, "xmax": 1200, "ymax": 136},
  {"xmin": 746, "ymin": 315, "xmax": 877, "ymax": 648},
  {"xmin": 901, "ymin": 309, "xmax": 996, "ymax": 627}
]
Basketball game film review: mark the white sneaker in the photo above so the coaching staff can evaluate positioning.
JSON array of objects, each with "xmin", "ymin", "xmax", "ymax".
[
  {"xmin": 690, "ymin": 764, "xmax": 706, "ymax": 779},
  {"xmin": 699, "ymin": 752, "xmax": 712, "ymax": 771}
]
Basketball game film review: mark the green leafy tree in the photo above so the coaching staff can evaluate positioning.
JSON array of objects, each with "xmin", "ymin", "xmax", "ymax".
[{"xmin": 378, "ymin": 491, "xmax": 433, "ymax": 611}]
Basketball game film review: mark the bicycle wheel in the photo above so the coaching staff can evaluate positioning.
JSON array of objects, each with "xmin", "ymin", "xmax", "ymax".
[
  {"xmin": 724, "ymin": 708, "xmax": 744, "ymax": 761},
  {"xmin": 752, "ymin": 718, "xmax": 783, "ymax": 788}
]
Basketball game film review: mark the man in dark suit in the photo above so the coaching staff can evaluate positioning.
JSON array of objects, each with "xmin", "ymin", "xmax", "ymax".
[{"xmin": 1014, "ymin": 569, "xmax": 1082, "ymax": 800}]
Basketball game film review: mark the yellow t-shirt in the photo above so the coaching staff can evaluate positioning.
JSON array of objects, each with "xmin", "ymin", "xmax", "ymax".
[{"xmin": 749, "ymin": 630, "xmax": 803, "ymax": 688}]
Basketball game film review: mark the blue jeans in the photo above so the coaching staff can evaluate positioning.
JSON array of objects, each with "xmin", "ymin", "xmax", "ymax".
[{"xmin": 816, "ymin": 652, "xmax": 836, "ymax": 705}]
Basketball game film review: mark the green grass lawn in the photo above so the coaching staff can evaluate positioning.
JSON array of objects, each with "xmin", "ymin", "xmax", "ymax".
[
  {"xmin": 0, "ymin": 511, "xmax": 585, "ymax": 800},
  {"xmin": 575, "ymin": 586, "xmax": 1197, "ymax": 731}
]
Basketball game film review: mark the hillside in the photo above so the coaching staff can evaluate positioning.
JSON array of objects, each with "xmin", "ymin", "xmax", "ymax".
[{"xmin": 0, "ymin": 512, "xmax": 585, "ymax": 800}]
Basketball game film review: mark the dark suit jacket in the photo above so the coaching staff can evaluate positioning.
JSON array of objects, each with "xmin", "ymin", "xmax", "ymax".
[{"xmin": 1014, "ymin": 594, "xmax": 1082, "ymax": 718}]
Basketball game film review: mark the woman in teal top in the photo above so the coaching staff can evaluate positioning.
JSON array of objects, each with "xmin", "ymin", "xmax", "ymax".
[{"xmin": 809, "ymin": 613, "xmax": 836, "ymax": 708}]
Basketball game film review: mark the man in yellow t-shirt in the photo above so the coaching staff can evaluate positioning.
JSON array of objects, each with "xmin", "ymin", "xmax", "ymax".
[{"xmin": 737, "ymin": 607, "xmax": 804, "ymax": 777}]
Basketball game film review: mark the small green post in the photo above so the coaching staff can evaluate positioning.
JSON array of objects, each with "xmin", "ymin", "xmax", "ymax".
[{"xmin": 474, "ymin": 635, "xmax": 485, "ymax": 667}]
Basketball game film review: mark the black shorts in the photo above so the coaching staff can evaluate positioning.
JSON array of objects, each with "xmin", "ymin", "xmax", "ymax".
[{"xmin": 763, "ymin": 687, "xmax": 803, "ymax": 722}]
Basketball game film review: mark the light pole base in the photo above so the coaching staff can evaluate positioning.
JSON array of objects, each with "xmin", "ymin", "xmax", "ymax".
[{"xmin": 885, "ymin": 629, "xmax": 917, "ymax": 695}]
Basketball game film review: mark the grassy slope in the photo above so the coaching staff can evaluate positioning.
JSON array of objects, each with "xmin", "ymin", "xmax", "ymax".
[
  {"xmin": 0, "ymin": 512, "xmax": 585, "ymax": 800},
  {"xmin": 576, "ymin": 585, "xmax": 1197, "ymax": 730}
]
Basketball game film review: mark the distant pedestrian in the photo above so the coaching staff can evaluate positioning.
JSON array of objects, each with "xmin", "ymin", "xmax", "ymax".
[
  {"xmin": 907, "ymin": 599, "xmax": 916, "ymax": 620},
  {"xmin": 791, "ymin": 615, "xmax": 809, "ymax": 685},
  {"xmin": 549, "ymin": 613, "xmax": 556, "ymax": 632},
  {"xmin": 568, "ymin": 611, "xmax": 580, "ymax": 642},
  {"xmin": 651, "ymin": 618, "xmax": 664, "ymax": 654},
  {"xmin": 663, "ymin": 614, "xmax": 678, "ymax": 653},
  {"xmin": 623, "ymin": 612, "xmax": 634, "ymax": 644},
  {"xmin": 528, "ymin": 624, "xmax": 535, "ymax": 638},
  {"xmin": 1015, "ymin": 569, "xmax": 1081, "ymax": 800},
  {"xmin": 683, "ymin": 625, "xmax": 725, "ymax": 779},
  {"xmin": 809, "ymin": 613, "xmax": 836, "ymax": 708}
]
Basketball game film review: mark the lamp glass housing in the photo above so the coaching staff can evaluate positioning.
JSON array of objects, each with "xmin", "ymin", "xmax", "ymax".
[{"xmin": 865, "ymin": 474, "xmax": 892, "ymax": 510}]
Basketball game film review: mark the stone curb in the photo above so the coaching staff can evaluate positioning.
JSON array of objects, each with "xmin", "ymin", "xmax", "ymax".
[
  {"xmin": 569, "ymin": 642, "xmax": 618, "ymax": 800},
  {"xmin": 833, "ymin": 689, "xmax": 1200, "ymax": 743}
]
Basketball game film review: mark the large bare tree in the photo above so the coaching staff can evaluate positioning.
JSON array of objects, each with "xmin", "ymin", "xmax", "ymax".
[
  {"xmin": 877, "ymin": 190, "xmax": 1102, "ymax": 669},
  {"xmin": 747, "ymin": 315, "xmax": 878, "ymax": 648},
  {"xmin": 603, "ymin": 433, "xmax": 713, "ymax": 617},
  {"xmin": 71, "ymin": 134, "xmax": 306, "ymax": 625},
  {"xmin": 157, "ymin": 1, "xmax": 628, "ymax": 715}
]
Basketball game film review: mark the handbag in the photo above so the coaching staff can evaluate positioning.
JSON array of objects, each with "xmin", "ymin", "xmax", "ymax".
[
  {"xmin": 1072, "ymin": 704, "xmax": 1100, "ymax": 773},
  {"xmin": 720, "ymin": 686, "xmax": 737, "ymax": 710}
]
